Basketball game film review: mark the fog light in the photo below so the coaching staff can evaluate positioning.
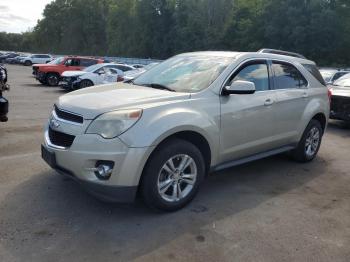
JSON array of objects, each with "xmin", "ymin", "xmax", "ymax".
[{"xmin": 95, "ymin": 161, "xmax": 114, "ymax": 180}]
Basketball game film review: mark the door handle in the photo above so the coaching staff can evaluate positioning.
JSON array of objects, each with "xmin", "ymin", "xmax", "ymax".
[{"xmin": 264, "ymin": 98, "xmax": 274, "ymax": 106}]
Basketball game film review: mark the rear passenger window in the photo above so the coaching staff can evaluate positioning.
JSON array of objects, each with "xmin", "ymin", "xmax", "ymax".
[
  {"xmin": 81, "ymin": 59, "xmax": 97, "ymax": 67},
  {"xmin": 230, "ymin": 62, "xmax": 270, "ymax": 92},
  {"xmin": 272, "ymin": 62, "xmax": 308, "ymax": 89}
]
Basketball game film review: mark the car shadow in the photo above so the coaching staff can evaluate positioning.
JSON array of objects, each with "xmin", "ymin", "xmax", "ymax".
[{"xmin": 0, "ymin": 153, "xmax": 327, "ymax": 261}]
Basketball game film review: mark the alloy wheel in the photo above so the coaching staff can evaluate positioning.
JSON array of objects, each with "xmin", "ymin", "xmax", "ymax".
[
  {"xmin": 305, "ymin": 127, "xmax": 320, "ymax": 157},
  {"xmin": 157, "ymin": 154, "xmax": 197, "ymax": 202}
]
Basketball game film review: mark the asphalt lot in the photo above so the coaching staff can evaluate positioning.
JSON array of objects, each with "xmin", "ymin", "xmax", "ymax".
[{"xmin": 0, "ymin": 64, "xmax": 350, "ymax": 262}]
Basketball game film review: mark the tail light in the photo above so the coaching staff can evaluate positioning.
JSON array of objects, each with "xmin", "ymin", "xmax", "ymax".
[
  {"xmin": 117, "ymin": 76, "xmax": 124, "ymax": 82},
  {"xmin": 327, "ymin": 88, "xmax": 332, "ymax": 103}
]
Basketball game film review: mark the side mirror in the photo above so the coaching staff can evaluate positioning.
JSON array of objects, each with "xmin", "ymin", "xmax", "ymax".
[{"xmin": 222, "ymin": 80, "xmax": 256, "ymax": 95}]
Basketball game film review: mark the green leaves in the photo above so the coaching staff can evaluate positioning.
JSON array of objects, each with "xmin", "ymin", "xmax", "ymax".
[{"xmin": 0, "ymin": 0, "xmax": 349, "ymax": 66}]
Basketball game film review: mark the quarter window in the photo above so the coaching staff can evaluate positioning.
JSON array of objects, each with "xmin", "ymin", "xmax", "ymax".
[
  {"xmin": 229, "ymin": 62, "xmax": 270, "ymax": 92},
  {"xmin": 272, "ymin": 62, "xmax": 308, "ymax": 89}
]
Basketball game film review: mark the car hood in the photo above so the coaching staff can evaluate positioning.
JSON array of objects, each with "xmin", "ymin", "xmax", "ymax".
[
  {"xmin": 62, "ymin": 71, "xmax": 87, "ymax": 77},
  {"xmin": 331, "ymin": 86, "xmax": 350, "ymax": 97},
  {"xmin": 57, "ymin": 83, "xmax": 190, "ymax": 119},
  {"xmin": 33, "ymin": 64, "xmax": 57, "ymax": 68}
]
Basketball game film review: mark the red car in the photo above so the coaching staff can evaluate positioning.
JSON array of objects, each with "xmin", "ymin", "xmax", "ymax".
[{"xmin": 33, "ymin": 56, "xmax": 103, "ymax": 86}]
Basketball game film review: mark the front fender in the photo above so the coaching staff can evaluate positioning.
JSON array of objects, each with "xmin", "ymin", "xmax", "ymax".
[{"xmin": 119, "ymin": 104, "xmax": 220, "ymax": 165}]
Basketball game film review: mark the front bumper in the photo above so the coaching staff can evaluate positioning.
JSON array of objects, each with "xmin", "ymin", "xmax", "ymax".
[
  {"xmin": 330, "ymin": 111, "xmax": 350, "ymax": 122},
  {"xmin": 35, "ymin": 71, "xmax": 46, "ymax": 81},
  {"xmin": 60, "ymin": 78, "xmax": 81, "ymax": 91},
  {"xmin": 330, "ymin": 96, "xmax": 350, "ymax": 122},
  {"xmin": 41, "ymin": 124, "xmax": 153, "ymax": 203},
  {"xmin": 0, "ymin": 95, "xmax": 8, "ymax": 122}
]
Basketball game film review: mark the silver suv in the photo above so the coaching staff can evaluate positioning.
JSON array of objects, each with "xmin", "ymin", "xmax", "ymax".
[{"xmin": 42, "ymin": 50, "xmax": 329, "ymax": 211}]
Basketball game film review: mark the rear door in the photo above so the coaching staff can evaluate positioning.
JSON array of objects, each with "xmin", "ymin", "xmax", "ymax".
[
  {"xmin": 80, "ymin": 58, "xmax": 98, "ymax": 69},
  {"xmin": 270, "ymin": 60, "xmax": 309, "ymax": 144}
]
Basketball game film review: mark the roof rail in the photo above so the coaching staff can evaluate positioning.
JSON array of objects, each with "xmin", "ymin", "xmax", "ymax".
[{"xmin": 258, "ymin": 49, "xmax": 306, "ymax": 59}]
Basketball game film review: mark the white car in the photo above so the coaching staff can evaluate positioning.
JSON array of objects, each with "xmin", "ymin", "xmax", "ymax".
[
  {"xmin": 21, "ymin": 54, "xmax": 53, "ymax": 66},
  {"xmin": 61, "ymin": 63, "xmax": 125, "ymax": 90},
  {"xmin": 124, "ymin": 63, "xmax": 160, "ymax": 81},
  {"xmin": 320, "ymin": 69, "xmax": 350, "ymax": 84}
]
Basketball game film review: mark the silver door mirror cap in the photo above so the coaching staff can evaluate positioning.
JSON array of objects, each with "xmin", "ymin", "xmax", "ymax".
[{"xmin": 223, "ymin": 80, "xmax": 256, "ymax": 95}]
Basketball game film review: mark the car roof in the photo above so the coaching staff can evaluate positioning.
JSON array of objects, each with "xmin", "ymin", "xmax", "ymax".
[
  {"xmin": 178, "ymin": 51, "xmax": 315, "ymax": 64},
  {"xmin": 65, "ymin": 56, "xmax": 101, "ymax": 60}
]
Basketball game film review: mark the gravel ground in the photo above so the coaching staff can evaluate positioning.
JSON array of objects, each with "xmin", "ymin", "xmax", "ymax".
[{"xmin": 0, "ymin": 64, "xmax": 349, "ymax": 262}]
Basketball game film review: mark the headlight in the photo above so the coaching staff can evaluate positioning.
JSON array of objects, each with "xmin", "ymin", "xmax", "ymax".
[{"xmin": 86, "ymin": 109, "xmax": 142, "ymax": 139}]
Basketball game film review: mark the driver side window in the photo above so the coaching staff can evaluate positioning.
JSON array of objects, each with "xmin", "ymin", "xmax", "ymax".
[
  {"xmin": 229, "ymin": 62, "xmax": 270, "ymax": 92},
  {"xmin": 65, "ymin": 59, "xmax": 73, "ymax": 66}
]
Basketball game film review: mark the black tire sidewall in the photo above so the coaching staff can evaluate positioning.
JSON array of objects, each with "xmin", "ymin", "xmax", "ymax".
[
  {"xmin": 80, "ymin": 80, "xmax": 93, "ymax": 89},
  {"xmin": 25, "ymin": 60, "xmax": 31, "ymax": 66},
  {"xmin": 294, "ymin": 120, "xmax": 323, "ymax": 162},
  {"xmin": 141, "ymin": 139, "xmax": 205, "ymax": 212},
  {"xmin": 46, "ymin": 73, "xmax": 59, "ymax": 86}
]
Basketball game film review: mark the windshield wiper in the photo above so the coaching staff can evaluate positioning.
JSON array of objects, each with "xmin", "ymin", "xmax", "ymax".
[{"xmin": 148, "ymin": 83, "xmax": 176, "ymax": 92}]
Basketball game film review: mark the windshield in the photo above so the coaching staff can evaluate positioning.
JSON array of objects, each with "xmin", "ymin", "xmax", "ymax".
[
  {"xmin": 48, "ymin": 57, "xmax": 64, "ymax": 65},
  {"xmin": 133, "ymin": 55, "xmax": 234, "ymax": 93},
  {"xmin": 84, "ymin": 64, "xmax": 103, "ymax": 72}
]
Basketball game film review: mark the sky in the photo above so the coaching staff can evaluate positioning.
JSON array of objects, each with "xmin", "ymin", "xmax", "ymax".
[{"xmin": 0, "ymin": 0, "xmax": 53, "ymax": 33}]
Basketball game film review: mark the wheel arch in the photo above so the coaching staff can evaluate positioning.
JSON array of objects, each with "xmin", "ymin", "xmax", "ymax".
[
  {"xmin": 311, "ymin": 112, "xmax": 327, "ymax": 133},
  {"xmin": 137, "ymin": 130, "xmax": 213, "ymax": 190},
  {"xmin": 80, "ymin": 78, "xmax": 94, "ymax": 85}
]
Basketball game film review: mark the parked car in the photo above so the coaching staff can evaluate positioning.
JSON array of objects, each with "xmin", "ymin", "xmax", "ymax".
[
  {"xmin": 42, "ymin": 50, "xmax": 329, "ymax": 211},
  {"xmin": 320, "ymin": 69, "xmax": 350, "ymax": 84},
  {"xmin": 0, "ymin": 53, "xmax": 19, "ymax": 63},
  {"xmin": 123, "ymin": 63, "xmax": 159, "ymax": 81},
  {"xmin": 0, "ymin": 64, "xmax": 10, "ymax": 122},
  {"xmin": 132, "ymin": 64, "xmax": 145, "ymax": 69},
  {"xmin": 33, "ymin": 56, "xmax": 103, "ymax": 86},
  {"xmin": 20, "ymin": 54, "xmax": 53, "ymax": 66},
  {"xmin": 61, "ymin": 63, "xmax": 125, "ymax": 91},
  {"xmin": 10, "ymin": 55, "xmax": 29, "ymax": 64},
  {"xmin": 329, "ymin": 77, "xmax": 350, "ymax": 122}
]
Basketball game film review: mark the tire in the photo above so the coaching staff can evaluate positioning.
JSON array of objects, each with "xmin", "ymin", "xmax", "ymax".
[
  {"xmin": 46, "ymin": 73, "xmax": 60, "ymax": 86},
  {"xmin": 39, "ymin": 79, "xmax": 47, "ymax": 85},
  {"xmin": 291, "ymin": 119, "xmax": 323, "ymax": 163},
  {"xmin": 24, "ymin": 60, "xmax": 32, "ymax": 66},
  {"xmin": 79, "ymin": 79, "xmax": 94, "ymax": 89},
  {"xmin": 141, "ymin": 138, "xmax": 205, "ymax": 212}
]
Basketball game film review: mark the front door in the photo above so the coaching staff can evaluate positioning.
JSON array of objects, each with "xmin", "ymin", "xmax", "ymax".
[{"xmin": 220, "ymin": 60, "xmax": 280, "ymax": 162}]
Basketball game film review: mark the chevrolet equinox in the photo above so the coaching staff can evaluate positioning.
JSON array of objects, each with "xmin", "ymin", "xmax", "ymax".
[{"xmin": 42, "ymin": 50, "xmax": 330, "ymax": 211}]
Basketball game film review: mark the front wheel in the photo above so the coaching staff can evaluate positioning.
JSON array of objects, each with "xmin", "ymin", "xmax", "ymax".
[
  {"xmin": 141, "ymin": 139, "xmax": 205, "ymax": 212},
  {"xmin": 79, "ymin": 79, "xmax": 94, "ymax": 89},
  {"xmin": 24, "ymin": 60, "xmax": 32, "ymax": 66},
  {"xmin": 291, "ymin": 120, "xmax": 323, "ymax": 162},
  {"xmin": 46, "ymin": 73, "xmax": 60, "ymax": 86}
]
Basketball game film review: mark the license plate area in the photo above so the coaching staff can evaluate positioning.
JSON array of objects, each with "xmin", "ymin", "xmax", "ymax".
[{"xmin": 41, "ymin": 145, "xmax": 56, "ymax": 168}]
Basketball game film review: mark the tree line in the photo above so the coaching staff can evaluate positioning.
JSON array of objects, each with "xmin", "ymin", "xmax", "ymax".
[{"xmin": 0, "ymin": 0, "xmax": 349, "ymax": 66}]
